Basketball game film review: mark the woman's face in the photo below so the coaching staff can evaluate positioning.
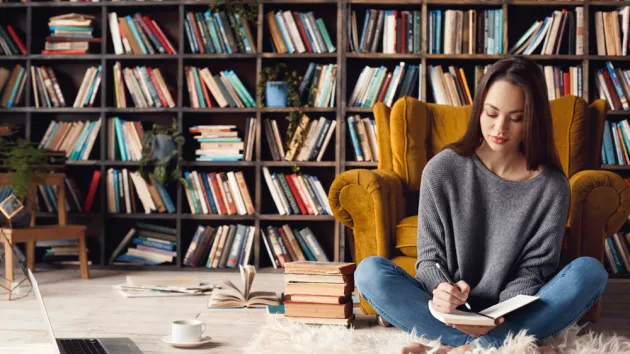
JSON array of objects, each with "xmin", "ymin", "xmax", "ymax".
[{"xmin": 479, "ymin": 80, "xmax": 526, "ymax": 154}]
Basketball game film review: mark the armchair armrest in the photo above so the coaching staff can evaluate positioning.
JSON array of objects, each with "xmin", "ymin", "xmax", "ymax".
[
  {"xmin": 567, "ymin": 170, "xmax": 630, "ymax": 261},
  {"xmin": 328, "ymin": 169, "xmax": 406, "ymax": 262}
]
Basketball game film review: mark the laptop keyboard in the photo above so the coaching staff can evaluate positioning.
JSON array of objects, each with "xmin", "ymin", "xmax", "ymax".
[{"xmin": 59, "ymin": 339, "xmax": 108, "ymax": 354}]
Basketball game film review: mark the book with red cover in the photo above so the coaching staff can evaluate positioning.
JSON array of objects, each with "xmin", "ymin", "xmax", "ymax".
[
  {"xmin": 6, "ymin": 26, "xmax": 26, "ymax": 55},
  {"xmin": 83, "ymin": 170, "xmax": 101, "ymax": 212}
]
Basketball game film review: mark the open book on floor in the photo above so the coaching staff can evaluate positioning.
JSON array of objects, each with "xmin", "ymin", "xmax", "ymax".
[
  {"xmin": 429, "ymin": 295, "xmax": 539, "ymax": 326},
  {"xmin": 208, "ymin": 264, "xmax": 281, "ymax": 308}
]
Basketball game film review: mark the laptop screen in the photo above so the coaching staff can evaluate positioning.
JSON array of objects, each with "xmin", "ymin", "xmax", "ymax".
[{"xmin": 27, "ymin": 269, "xmax": 62, "ymax": 354}]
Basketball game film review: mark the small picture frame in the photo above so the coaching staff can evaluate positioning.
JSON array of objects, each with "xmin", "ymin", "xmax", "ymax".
[{"xmin": 0, "ymin": 194, "xmax": 24, "ymax": 221}]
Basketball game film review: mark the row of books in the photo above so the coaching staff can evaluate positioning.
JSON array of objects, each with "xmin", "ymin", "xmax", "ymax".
[
  {"xmin": 110, "ymin": 222, "xmax": 177, "ymax": 265},
  {"xmin": 594, "ymin": 8, "xmax": 629, "ymax": 56},
  {"xmin": 264, "ymin": 116, "xmax": 336, "ymax": 162},
  {"xmin": 189, "ymin": 123, "xmax": 255, "ymax": 162},
  {"xmin": 0, "ymin": 24, "xmax": 26, "ymax": 55},
  {"xmin": 349, "ymin": 62, "xmax": 419, "ymax": 108},
  {"xmin": 349, "ymin": 9, "xmax": 421, "ymax": 54},
  {"xmin": 113, "ymin": 61, "xmax": 176, "ymax": 108},
  {"xmin": 428, "ymin": 65, "xmax": 473, "ymax": 107},
  {"xmin": 510, "ymin": 8, "xmax": 582, "ymax": 56},
  {"xmin": 45, "ymin": 13, "xmax": 97, "ymax": 55},
  {"xmin": 36, "ymin": 239, "xmax": 84, "ymax": 264},
  {"xmin": 108, "ymin": 117, "xmax": 145, "ymax": 162},
  {"xmin": 182, "ymin": 170, "xmax": 255, "ymax": 216},
  {"xmin": 39, "ymin": 118, "xmax": 102, "ymax": 161},
  {"xmin": 347, "ymin": 116, "xmax": 378, "ymax": 162},
  {"xmin": 106, "ymin": 168, "xmax": 176, "ymax": 214},
  {"xmin": 31, "ymin": 66, "xmax": 67, "ymax": 108},
  {"xmin": 262, "ymin": 225, "xmax": 328, "ymax": 269},
  {"xmin": 282, "ymin": 262, "xmax": 355, "ymax": 326},
  {"xmin": 109, "ymin": 12, "xmax": 176, "ymax": 55},
  {"xmin": 267, "ymin": 10, "xmax": 336, "ymax": 54},
  {"xmin": 602, "ymin": 119, "xmax": 630, "ymax": 166},
  {"xmin": 604, "ymin": 232, "xmax": 630, "ymax": 274},
  {"xmin": 184, "ymin": 224, "xmax": 255, "ymax": 268},
  {"xmin": 595, "ymin": 61, "xmax": 630, "ymax": 111},
  {"xmin": 184, "ymin": 10, "xmax": 256, "ymax": 55},
  {"xmin": 543, "ymin": 65, "xmax": 583, "ymax": 100},
  {"xmin": 184, "ymin": 66, "xmax": 255, "ymax": 108},
  {"xmin": 298, "ymin": 63, "xmax": 337, "ymax": 108},
  {"xmin": 429, "ymin": 9, "xmax": 503, "ymax": 55},
  {"xmin": 0, "ymin": 64, "xmax": 26, "ymax": 108},
  {"xmin": 263, "ymin": 167, "xmax": 331, "ymax": 216},
  {"xmin": 72, "ymin": 65, "xmax": 102, "ymax": 108}
]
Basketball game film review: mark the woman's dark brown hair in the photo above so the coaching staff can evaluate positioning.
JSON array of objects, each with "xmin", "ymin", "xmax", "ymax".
[{"xmin": 446, "ymin": 56, "xmax": 563, "ymax": 173}]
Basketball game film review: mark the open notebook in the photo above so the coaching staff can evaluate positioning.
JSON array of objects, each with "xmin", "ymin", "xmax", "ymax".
[{"xmin": 429, "ymin": 295, "xmax": 539, "ymax": 326}]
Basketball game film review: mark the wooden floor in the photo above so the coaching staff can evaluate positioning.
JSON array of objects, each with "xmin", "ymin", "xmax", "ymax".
[{"xmin": 0, "ymin": 269, "xmax": 628, "ymax": 354}]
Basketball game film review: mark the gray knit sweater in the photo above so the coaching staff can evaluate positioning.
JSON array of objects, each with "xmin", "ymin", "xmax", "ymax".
[{"xmin": 415, "ymin": 148, "xmax": 570, "ymax": 310}]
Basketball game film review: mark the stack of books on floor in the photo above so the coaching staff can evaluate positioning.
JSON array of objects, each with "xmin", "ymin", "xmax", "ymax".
[
  {"xmin": 108, "ymin": 12, "xmax": 177, "ymax": 55},
  {"xmin": 184, "ymin": 224, "xmax": 256, "ymax": 268},
  {"xmin": 114, "ymin": 276, "xmax": 216, "ymax": 298},
  {"xmin": 184, "ymin": 10, "xmax": 256, "ymax": 54},
  {"xmin": 106, "ymin": 169, "xmax": 176, "ymax": 214},
  {"xmin": 39, "ymin": 118, "xmax": 102, "ymax": 161},
  {"xmin": 189, "ymin": 123, "xmax": 256, "ymax": 162},
  {"xmin": 73, "ymin": 65, "xmax": 102, "ymax": 108},
  {"xmin": 44, "ymin": 13, "xmax": 98, "ymax": 55},
  {"xmin": 261, "ymin": 225, "xmax": 329, "ymax": 269},
  {"xmin": 283, "ymin": 261, "xmax": 356, "ymax": 326},
  {"xmin": 266, "ymin": 10, "xmax": 335, "ymax": 54},
  {"xmin": 0, "ymin": 24, "xmax": 26, "ymax": 55},
  {"xmin": 349, "ymin": 62, "xmax": 419, "ymax": 108},
  {"xmin": 262, "ymin": 167, "xmax": 331, "ymax": 216},
  {"xmin": 347, "ymin": 115, "xmax": 377, "ymax": 162},
  {"xmin": 112, "ymin": 61, "xmax": 176, "ymax": 108},
  {"xmin": 107, "ymin": 117, "xmax": 146, "ymax": 161},
  {"xmin": 182, "ymin": 170, "xmax": 255, "ymax": 216},
  {"xmin": 37, "ymin": 239, "xmax": 89, "ymax": 265},
  {"xmin": 184, "ymin": 66, "xmax": 255, "ymax": 108},
  {"xmin": 110, "ymin": 222, "xmax": 177, "ymax": 265},
  {"xmin": 0, "ymin": 64, "xmax": 26, "ymax": 108},
  {"xmin": 264, "ymin": 115, "xmax": 336, "ymax": 162}
]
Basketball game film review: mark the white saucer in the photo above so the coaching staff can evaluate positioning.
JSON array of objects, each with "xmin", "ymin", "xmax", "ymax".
[{"xmin": 162, "ymin": 335, "xmax": 212, "ymax": 348}]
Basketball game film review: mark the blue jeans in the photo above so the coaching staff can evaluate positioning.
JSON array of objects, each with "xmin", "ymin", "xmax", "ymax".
[{"xmin": 355, "ymin": 256, "xmax": 608, "ymax": 348}]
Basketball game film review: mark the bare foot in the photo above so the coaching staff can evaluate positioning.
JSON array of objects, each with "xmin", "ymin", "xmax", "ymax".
[
  {"xmin": 538, "ymin": 346, "xmax": 558, "ymax": 354},
  {"xmin": 400, "ymin": 343, "xmax": 454, "ymax": 354},
  {"xmin": 449, "ymin": 344, "xmax": 473, "ymax": 354}
]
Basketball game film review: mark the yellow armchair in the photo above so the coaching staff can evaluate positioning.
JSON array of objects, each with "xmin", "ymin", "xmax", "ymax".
[{"xmin": 329, "ymin": 96, "xmax": 630, "ymax": 323}]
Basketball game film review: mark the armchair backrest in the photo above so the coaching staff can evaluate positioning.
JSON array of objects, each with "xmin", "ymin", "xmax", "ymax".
[{"xmin": 374, "ymin": 95, "xmax": 608, "ymax": 193}]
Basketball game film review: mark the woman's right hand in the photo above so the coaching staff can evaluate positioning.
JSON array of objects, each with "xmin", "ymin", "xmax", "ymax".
[{"xmin": 431, "ymin": 281, "xmax": 470, "ymax": 313}]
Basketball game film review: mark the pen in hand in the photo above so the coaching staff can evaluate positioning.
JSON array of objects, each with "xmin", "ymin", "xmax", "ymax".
[{"xmin": 435, "ymin": 263, "xmax": 471, "ymax": 311}]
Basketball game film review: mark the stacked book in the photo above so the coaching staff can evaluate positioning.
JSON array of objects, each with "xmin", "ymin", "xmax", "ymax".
[
  {"xmin": 185, "ymin": 66, "xmax": 255, "ymax": 108},
  {"xmin": 266, "ymin": 10, "xmax": 335, "ymax": 54},
  {"xmin": 110, "ymin": 222, "xmax": 177, "ymax": 265},
  {"xmin": 106, "ymin": 169, "xmax": 176, "ymax": 214},
  {"xmin": 427, "ymin": 65, "xmax": 473, "ymax": 106},
  {"xmin": 182, "ymin": 170, "xmax": 255, "ymax": 216},
  {"xmin": 107, "ymin": 117, "xmax": 146, "ymax": 161},
  {"xmin": 36, "ymin": 174, "xmax": 98, "ymax": 213},
  {"xmin": 262, "ymin": 225, "xmax": 328, "ymax": 269},
  {"xmin": 44, "ymin": 13, "xmax": 97, "ymax": 55},
  {"xmin": 30, "ymin": 66, "xmax": 68, "ymax": 108},
  {"xmin": 73, "ymin": 65, "xmax": 102, "ymax": 108},
  {"xmin": 347, "ymin": 116, "xmax": 378, "ymax": 162},
  {"xmin": 108, "ymin": 12, "xmax": 177, "ymax": 55},
  {"xmin": 604, "ymin": 233, "xmax": 630, "ymax": 275},
  {"xmin": 189, "ymin": 123, "xmax": 255, "ymax": 162},
  {"xmin": 0, "ymin": 64, "xmax": 26, "ymax": 108},
  {"xmin": 112, "ymin": 61, "xmax": 176, "ymax": 108},
  {"xmin": 184, "ymin": 224, "xmax": 256, "ymax": 268},
  {"xmin": 262, "ymin": 167, "xmax": 331, "ymax": 216},
  {"xmin": 594, "ymin": 62, "xmax": 630, "ymax": 111},
  {"xmin": 185, "ymin": 10, "xmax": 256, "ymax": 54},
  {"xmin": 0, "ymin": 24, "xmax": 26, "ymax": 55},
  {"xmin": 36, "ymin": 239, "xmax": 84, "ymax": 265},
  {"xmin": 283, "ymin": 261, "xmax": 356, "ymax": 326},
  {"xmin": 593, "ymin": 8, "xmax": 627, "ymax": 56},
  {"xmin": 38, "ymin": 118, "xmax": 102, "ymax": 161},
  {"xmin": 349, "ymin": 62, "xmax": 419, "ymax": 108},
  {"xmin": 265, "ymin": 116, "xmax": 336, "ymax": 162},
  {"xmin": 510, "ymin": 8, "xmax": 583, "ymax": 55},
  {"xmin": 428, "ymin": 9, "xmax": 504, "ymax": 55},
  {"xmin": 114, "ymin": 276, "xmax": 216, "ymax": 298},
  {"xmin": 542, "ymin": 65, "xmax": 583, "ymax": 100},
  {"xmin": 348, "ymin": 9, "xmax": 421, "ymax": 54},
  {"xmin": 602, "ymin": 119, "xmax": 630, "ymax": 166},
  {"xmin": 296, "ymin": 63, "xmax": 337, "ymax": 108}
]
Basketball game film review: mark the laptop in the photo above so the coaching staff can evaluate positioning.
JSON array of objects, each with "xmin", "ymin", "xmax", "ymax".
[{"xmin": 27, "ymin": 269, "xmax": 144, "ymax": 354}]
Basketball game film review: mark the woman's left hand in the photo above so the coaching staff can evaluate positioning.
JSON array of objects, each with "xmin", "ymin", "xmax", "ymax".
[{"xmin": 446, "ymin": 317, "xmax": 504, "ymax": 337}]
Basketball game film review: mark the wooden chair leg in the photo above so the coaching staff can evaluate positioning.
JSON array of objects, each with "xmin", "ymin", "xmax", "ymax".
[
  {"xmin": 77, "ymin": 234, "xmax": 89, "ymax": 280},
  {"xmin": 26, "ymin": 242, "xmax": 35, "ymax": 272},
  {"xmin": 4, "ymin": 239, "xmax": 13, "ymax": 287}
]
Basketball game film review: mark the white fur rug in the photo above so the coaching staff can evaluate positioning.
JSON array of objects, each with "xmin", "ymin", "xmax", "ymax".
[{"xmin": 244, "ymin": 316, "xmax": 630, "ymax": 354}]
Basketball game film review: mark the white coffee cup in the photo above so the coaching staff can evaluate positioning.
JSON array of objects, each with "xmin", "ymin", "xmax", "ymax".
[{"xmin": 172, "ymin": 320, "xmax": 207, "ymax": 343}]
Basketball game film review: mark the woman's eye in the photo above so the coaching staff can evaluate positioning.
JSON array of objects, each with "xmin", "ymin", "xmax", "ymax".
[
  {"xmin": 511, "ymin": 117, "xmax": 523, "ymax": 122},
  {"xmin": 486, "ymin": 113, "xmax": 498, "ymax": 118}
]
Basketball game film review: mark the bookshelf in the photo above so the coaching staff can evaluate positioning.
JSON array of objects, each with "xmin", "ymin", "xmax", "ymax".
[{"xmin": 1, "ymin": 0, "xmax": 629, "ymax": 273}]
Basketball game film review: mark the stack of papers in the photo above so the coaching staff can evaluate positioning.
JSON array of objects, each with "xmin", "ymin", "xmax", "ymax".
[{"xmin": 113, "ymin": 275, "xmax": 220, "ymax": 298}]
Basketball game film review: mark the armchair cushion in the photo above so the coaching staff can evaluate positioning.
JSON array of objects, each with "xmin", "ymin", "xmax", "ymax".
[{"xmin": 396, "ymin": 216, "xmax": 418, "ymax": 257}]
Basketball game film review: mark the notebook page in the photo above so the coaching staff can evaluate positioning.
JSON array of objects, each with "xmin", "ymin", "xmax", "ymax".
[
  {"xmin": 479, "ymin": 295, "xmax": 539, "ymax": 318},
  {"xmin": 428, "ymin": 301, "xmax": 496, "ymax": 326}
]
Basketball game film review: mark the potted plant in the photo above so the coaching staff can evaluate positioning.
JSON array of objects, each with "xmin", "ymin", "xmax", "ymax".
[{"xmin": 139, "ymin": 118, "xmax": 185, "ymax": 186}]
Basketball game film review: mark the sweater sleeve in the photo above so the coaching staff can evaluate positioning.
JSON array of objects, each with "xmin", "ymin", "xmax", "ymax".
[
  {"xmin": 415, "ymin": 169, "xmax": 449, "ymax": 294},
  {"xmin": 498, "ymin": 180, "xmax": 571, "ymax": 302}
]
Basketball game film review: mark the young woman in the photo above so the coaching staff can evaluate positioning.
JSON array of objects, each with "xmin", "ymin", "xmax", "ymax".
[{"xmin": 354, "ymin": 56, "xmax": 609, "ymax": 354}]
